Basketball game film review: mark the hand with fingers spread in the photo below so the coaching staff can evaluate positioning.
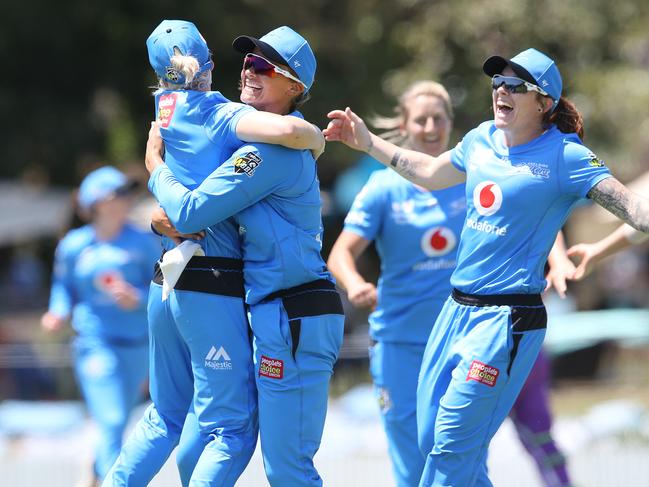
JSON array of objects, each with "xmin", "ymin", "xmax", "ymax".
[
  {"xmin": 545, "ymin": 252, "xmax": 577, "ymax": 298},
  {"xmin": 324, "ymin": 107, "xmax": 373, "ymax": 152},
  {"xmin": 566, "ymin": 242, "xmax": 602, "ymax": 280}
]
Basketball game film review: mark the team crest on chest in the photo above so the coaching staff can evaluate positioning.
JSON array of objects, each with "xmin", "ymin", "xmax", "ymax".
[{"xmin": 234, "ymin": 152, "xmax": 262, "ymax": 177}]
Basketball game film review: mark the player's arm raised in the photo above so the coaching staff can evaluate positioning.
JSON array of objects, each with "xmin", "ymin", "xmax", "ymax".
[{"xmin": 324, "ymin": 107, "xmax": 464, "ymax": 190}]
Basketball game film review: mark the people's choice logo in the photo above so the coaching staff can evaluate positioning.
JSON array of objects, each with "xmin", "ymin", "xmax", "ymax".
[
  {"xmin": 421, "ymin": 226, "xmax": 456, "ymax": 257},
  {"xmin": 473, "ymin": 181, "xmax": 503, "ymax": 216}
]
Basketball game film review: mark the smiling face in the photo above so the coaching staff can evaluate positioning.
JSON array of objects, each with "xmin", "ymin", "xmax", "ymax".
[
  {"xmin": 492, "ymin": 67, "xmax": 552, "ymax": 146},
  {"xmin": 239, "ymin": 48, "xmax": 303, "ymax": 115},
  {"xmin": 401, "ymin": 94, "xmax": 452, "ymax": 156}
]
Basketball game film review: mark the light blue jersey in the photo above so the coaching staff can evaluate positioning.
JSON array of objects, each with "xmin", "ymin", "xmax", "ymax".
[
  {"xmin": 450, "ymin": 121, "xmax": 611, "ymax": 295},
  {"xmin": 48, "ymin": 223, "xmax": 159, "ymax": 340},
  {"xmin": 155, "ymin": 89, "xmax": 253, "ymax": 257},
  {"xmin": 344, "ymin": 169, "xmax": 466, "ymax": 344},
  {"xmin": 149, "ymin": 121, "xmax": 344, "ymax": 487},
  {"xmin": 149, "ymin": 137, "xmax": 332, "ymax": 304}
]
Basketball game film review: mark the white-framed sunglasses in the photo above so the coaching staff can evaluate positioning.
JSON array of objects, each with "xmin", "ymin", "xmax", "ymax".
[
  {"xmin": 491, "ymin": 75, "xmax": 550, "ymax": 97},
  {"xmin": 243, "ymin": 53, "xmax": 306, "ymax": 88}
]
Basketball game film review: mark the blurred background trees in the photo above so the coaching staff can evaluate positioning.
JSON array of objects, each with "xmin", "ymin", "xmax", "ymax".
[{"xmin": 5, "ymin": 0, "xmax": 649, "ymax": 188}]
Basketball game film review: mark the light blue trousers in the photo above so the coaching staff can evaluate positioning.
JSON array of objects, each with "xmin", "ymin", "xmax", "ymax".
[{"xmin": 103, "ymin": 283, "xmax": 257, "ymax": 486}]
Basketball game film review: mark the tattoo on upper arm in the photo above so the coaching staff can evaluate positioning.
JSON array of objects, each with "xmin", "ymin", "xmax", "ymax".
[{"xmin": 588, "ymin": 177, "xmax": 649, "ymax": 233}]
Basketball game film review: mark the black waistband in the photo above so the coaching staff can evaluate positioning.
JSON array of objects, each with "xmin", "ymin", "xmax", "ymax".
[
  {"xmin": 152, "ymin": 256, "xmax": 244, "ymax": 298},
  {"xmin": 263, "ymin": 279, "xmax": 344, "ymax": 319},
  {"xmin": 452, "ymin": 288, "xmax": 543, "ymax": 307}
]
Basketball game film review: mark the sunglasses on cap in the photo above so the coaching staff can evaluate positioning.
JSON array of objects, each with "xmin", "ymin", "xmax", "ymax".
[
  {"xmin": 491, "ymin": 75, "xmax": 549, "ymax": 97},
  {"xmin": 243, "ymin": 53, "xmax": 306, "ymax": 88}
]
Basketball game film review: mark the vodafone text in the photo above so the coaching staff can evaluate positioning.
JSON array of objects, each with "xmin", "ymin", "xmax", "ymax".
[{"xmin": 466, "ymin": 218, "xmax": 507, "ymax": 236}]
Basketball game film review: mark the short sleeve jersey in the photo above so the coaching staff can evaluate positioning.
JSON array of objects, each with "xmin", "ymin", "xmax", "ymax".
[
  {"xmin": 450, "ymin": 121, "xmax": 611, "ymax": 294},
  {"xmin": 344, "ymin": 169, "xmax": 466, "ymax": 344},
  {"xmin": 48, "ymin": 224, "xmax": 160, "ymax": 340},
  {"xmin": 154, "ymin": 90, "xmax": 254, "ymax": 258}
]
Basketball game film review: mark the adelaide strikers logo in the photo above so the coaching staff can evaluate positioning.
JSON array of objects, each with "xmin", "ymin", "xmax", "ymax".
[
  {"xmin": 473, "ymin": 181, "xmax": 503, "ymax": 216},
  {"xmin": 420, "ymin": 226, "xmax": 456, "ymax": 257}
]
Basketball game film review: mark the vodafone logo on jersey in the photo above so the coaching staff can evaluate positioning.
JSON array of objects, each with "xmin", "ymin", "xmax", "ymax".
[
  {"xmin": 421, "ymin": 226, "xmax": 457, "ymax": 257},
  {"xmin": 473, "ymin": 181, "xmax": 503, "ymax": 216}
]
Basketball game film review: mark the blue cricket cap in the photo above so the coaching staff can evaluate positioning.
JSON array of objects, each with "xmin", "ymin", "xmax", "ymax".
[
  {"xmin": 232, "ymin": 26, "xmax": 316, "ymax": 91},
  {"xmin": 78, "ymin": 166, "xmax": 137, "ymax": 210},
  {"xmin": 483, "ymin": 48, "xmax": 562, "ymax": 105},
  {"xmin": 146, "ymin": 20, "xmax": 211, "ymax": 85}
]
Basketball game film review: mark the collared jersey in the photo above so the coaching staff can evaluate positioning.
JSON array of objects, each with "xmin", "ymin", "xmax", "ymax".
[
  {"xmin": 48, "ymin": 224, "xmax": 160, "ymax": 339},
  {"xmin": 450, "ymin": 121, "xmax": 611, "ymax": 295},
  {"xmin": 149, "ymin": 137, "xmax": 332, "ymax": 305},
  {"xmin": 155, "ymin": 89, "xmax": 254, "ymax": 258},
  {"xmin": 344, "ymin": 169, "xmax": 466, "ymax": 344}
]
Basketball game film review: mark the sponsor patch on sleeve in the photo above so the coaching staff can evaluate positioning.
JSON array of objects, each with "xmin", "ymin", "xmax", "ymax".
[
  {"xmin": 158, "ymin": 93, "xmax": 177, "ymax": 128},
  {"xmin": 588, "ymin": 153, "xmax": 606, "ymax": 167},
  {"xmin": 234, "ymin": 152, "xmax": 262, "ymax": 177},
  {"xmin": 466, "ymin": 360, "xmax": 499, "ymax": 387},
  {"xmin": 259, "ymin": 355, "xmax": 283, "ymax": 379}
]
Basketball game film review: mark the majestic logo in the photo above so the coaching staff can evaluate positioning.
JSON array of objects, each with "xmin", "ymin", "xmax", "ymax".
[
  {"xmin": 204, "ymin": 346, "xmax": 232, "ymax": 370},
  {"xmin": 259, "ymin": 355, "xmax": 284, "ymax": 379},
  {"xmin": 158, "ymin": 93, "xmax": 177, "ymax": 128},
  {"xmin": 466, "ymin": 360, "xmax": 500, "ymax": 387},
  {"xmin": 294, "ymin": 60, "xmax": 301, "ymax": 68},
  {"xmin": 234, "ymin": 152, "xmax": 262, "ymax": 177},
  {"xmin": 420, "ymin": 226, "xmax": 457, "ymax": 257},
  {"xmin": 473, "ymin": 181, "xmax": 503, "ymax": 216}
]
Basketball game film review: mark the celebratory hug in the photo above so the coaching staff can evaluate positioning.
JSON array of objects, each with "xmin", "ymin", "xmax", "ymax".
[{"xmin": 89, "ymin": 17, "xmax": 649, "ymax": 487}]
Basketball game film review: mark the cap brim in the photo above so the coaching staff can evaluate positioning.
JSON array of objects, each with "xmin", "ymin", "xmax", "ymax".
[
  {"xmin": 232, "ymin": 35, "xmax": 287, "ymax": 67},
  {"xmin": 483, "ymin": 55, "xmax": 536, "ymax": 85}
]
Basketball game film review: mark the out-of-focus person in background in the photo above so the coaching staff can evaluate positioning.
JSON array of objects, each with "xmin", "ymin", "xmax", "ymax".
[
  {"xmin": 41, "ymin": 166, "xmax": 159, "ymax": 486},
  {"xmin": 327, "ymin": 80, "xmax": 574, "ymax": 487},
  {"xmin": 328, "ymin": 80, "xmax": 463, "ymax": 487}
]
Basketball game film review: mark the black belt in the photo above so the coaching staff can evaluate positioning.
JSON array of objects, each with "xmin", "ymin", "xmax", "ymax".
[
  {"xmin": 262, "ymin": 279, "xmax": 344, "ymax": 319},
  {"xmin": 452, "ymin": 288, "xmax": 547, "ymax": 375},
  {"xmin": 452, "ymin": 288, "xmax": 543, "ymax": 307},
  {"xmin": 152, "ymin": 256, "xmax": 244, "ymax": 298}
]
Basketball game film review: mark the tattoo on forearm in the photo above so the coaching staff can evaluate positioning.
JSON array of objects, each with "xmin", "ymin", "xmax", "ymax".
[
  {"xmin": 390, "ymin": 151, "xmax": 401, "ymax": 168},
  {"xmin": 589, "ymin": 177, "xmax": 649, "ymax": 233},
  {"xmin": 389, "ymin": 151, "xmax": 417, "ymax": 179}
]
